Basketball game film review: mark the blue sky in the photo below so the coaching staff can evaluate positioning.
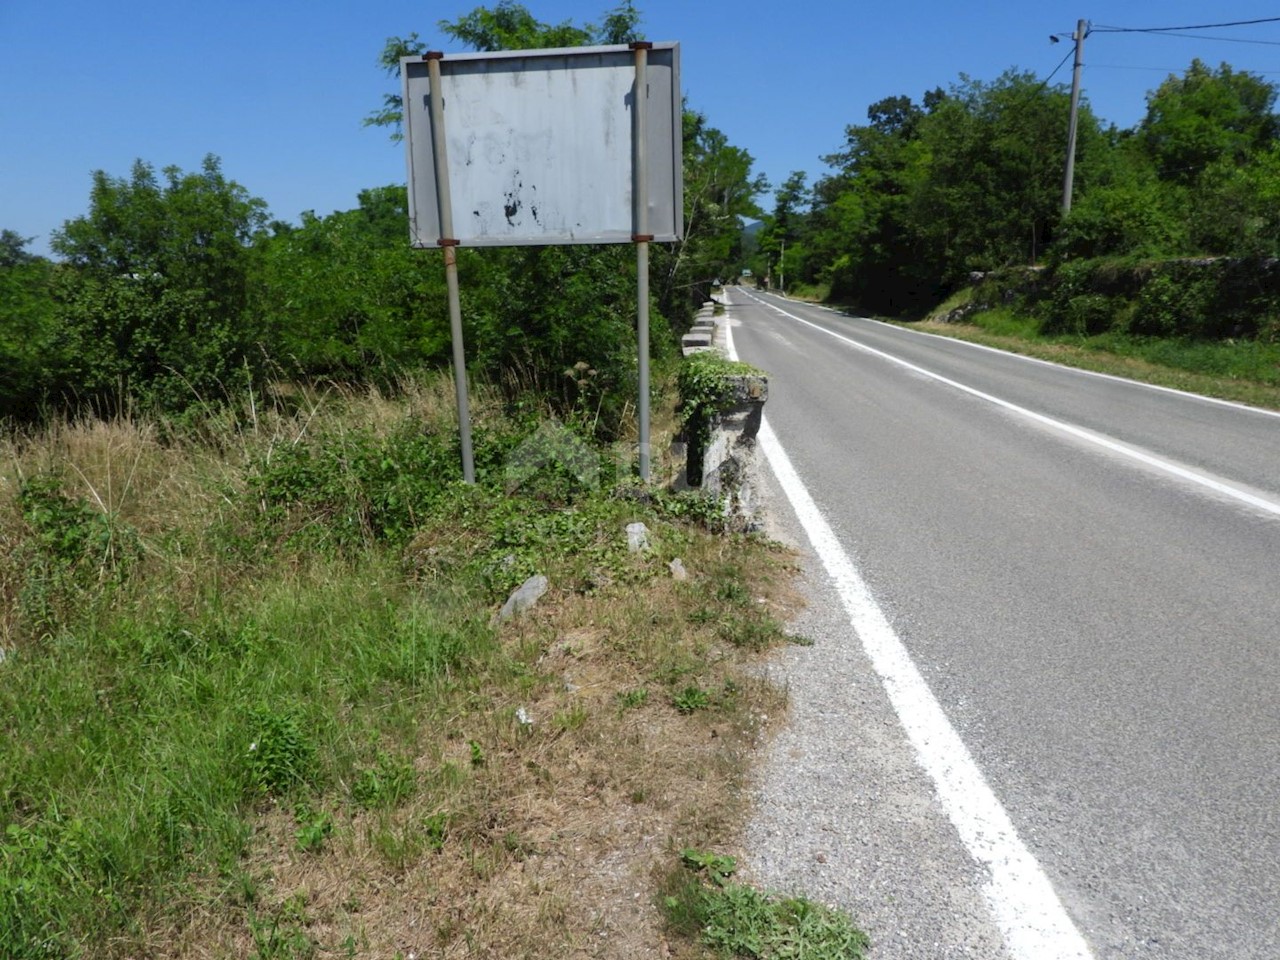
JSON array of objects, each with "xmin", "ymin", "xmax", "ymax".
[{"xmin": 5, "ymin": 1, "xmax": 1280, "ymax": 257}]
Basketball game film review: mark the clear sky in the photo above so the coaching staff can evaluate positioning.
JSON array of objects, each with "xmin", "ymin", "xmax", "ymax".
[{"xmin": 5, "ymin": 1, "xmax": 1280, "ymax": 257}]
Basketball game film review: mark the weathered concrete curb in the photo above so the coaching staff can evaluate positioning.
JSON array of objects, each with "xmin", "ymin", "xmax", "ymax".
[{"xmin": 681, "ymin": 299, "xmax": 768, "ymax": 527}]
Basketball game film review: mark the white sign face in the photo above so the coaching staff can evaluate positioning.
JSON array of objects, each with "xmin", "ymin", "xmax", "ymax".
[{"xmin": 401, "ymin": 43, "xmax": 682, "ymax": 247}]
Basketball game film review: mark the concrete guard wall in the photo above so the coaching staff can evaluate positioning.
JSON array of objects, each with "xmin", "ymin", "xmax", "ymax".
[{"xmin": 680, "ymin": 299, "xmax": 768, "ymax": 528}]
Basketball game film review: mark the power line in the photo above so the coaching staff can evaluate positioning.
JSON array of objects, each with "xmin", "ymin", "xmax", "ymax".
[
  {"xmin": 1041, "ymin": 45, "xmax": 1076, "ymax": 87},
  {"xmin": 1116, "ymin": 30, "xmax": 1280, "ymax": 46},
  {"xmin": 1093, "ymin": 16, "xmax": 1280, "ymax": 34},
  {"xmin": 1090, "ymin": 63, "xmax": 1280, "ymax": 74}
]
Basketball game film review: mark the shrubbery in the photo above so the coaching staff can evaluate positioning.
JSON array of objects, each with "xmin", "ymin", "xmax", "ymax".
[{"xmin": 971, "ymin": 256, "xmax": 1280, "ymax": 344}]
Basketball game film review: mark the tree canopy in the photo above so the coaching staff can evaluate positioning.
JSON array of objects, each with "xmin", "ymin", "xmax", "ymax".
[
  {"xmin": 46, "ymin": 155, "xmax": 269, "ymax": 413},
  {"xmin": 756, "ymin": 58, "xmax": 1280, "ymax": 313},
  {"xmin": 364, "ymin": 2, "xmax": 642, "ymax": 138}
]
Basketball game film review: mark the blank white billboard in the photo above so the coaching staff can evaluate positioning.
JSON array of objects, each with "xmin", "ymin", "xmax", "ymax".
[{"xmin": 401, "ymin": 43, "xmax": 682, "ymax": 247}]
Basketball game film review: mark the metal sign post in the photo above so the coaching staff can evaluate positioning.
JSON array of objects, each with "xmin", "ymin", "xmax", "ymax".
[
  {"xmin": 424, "ymin": 52, "xmax": 476, "ymax": 483},
  {"xmin": 633, "ymin": 41, "xmax": 652, "ymax": 481}
]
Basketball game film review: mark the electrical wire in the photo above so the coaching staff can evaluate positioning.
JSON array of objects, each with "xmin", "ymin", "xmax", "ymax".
[
  {"xmin": 1040, "ymin": 45, "xmax": 1076, "ymax": 89},
  {"xmin": 1106, "ymin": 31, "xmax": 1280, "ymax": 46},
  {"xmin": 1093, "ymin": 16, "xmax": 1280, "ymax": 33}
]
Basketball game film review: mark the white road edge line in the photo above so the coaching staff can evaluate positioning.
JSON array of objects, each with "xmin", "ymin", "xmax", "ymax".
[
  {"xmin": 755, "ymin": 290, "xmax": 1280, "ymax": 421},
  {"xmin": 722, "ymin": 308, "xmax": 1095, "ymax": 960},
  {"xmin": 738, "ymin": 289, "xmax": 1280, "ymax": 519}
]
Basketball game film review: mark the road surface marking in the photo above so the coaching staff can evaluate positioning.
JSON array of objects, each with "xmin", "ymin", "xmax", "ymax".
[
  {"xmin": 723, "ymin": 307, "xmax": 1096, "ymax": 960},
  {"xmin": 752, "ymin": 290, "xmax": 1280, "ymax": 421},
  {"xmin": 736, "ymin": 289, "xmax": 1280, "ymax": 519}
]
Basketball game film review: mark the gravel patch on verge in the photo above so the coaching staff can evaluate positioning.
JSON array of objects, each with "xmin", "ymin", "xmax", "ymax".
[{"xmin": 741, "ymin": 457, "xmax": 1014, "ymax": 960}]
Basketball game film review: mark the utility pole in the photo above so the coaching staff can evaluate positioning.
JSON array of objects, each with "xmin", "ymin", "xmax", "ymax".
[
  {"xmin": 1061, "ymin": 19, "xmax": 1088, "ymax": 215},
  {"xmin": 779, "ymin": 237, "xmax": 785, "ymax": 295}
]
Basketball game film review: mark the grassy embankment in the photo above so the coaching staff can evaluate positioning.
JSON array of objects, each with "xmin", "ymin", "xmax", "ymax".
[
  {"xmin": 775, "ymin": 279, "xmax": 1280, "ymax": 410},
  {"xmin": 0, "ymin": 370, "xmax": 866, "ymax": 959},
  {"xmin": 911, "ymin": 288, "xmax": 1280, "ymax": 411}
]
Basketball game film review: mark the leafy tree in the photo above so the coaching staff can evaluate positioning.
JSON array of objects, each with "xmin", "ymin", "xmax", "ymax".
[
  {"xmin": 365, "ymin": 1, "xmax": 641, "ymax": 138},
  {"xmin": 0, "ymin": 230, "xmax": 39, "ymax": 268},
  {"xmin": 803, "ymin": 73, "xmax": 1105, "ymax": 311},
  {"xmin": 809, "ymin": 90, "xmax": 938, "ymax": 310},
  {"xmin": 1140, "ymin": 60, "xmax": 1279, "ymax": 185},
  {"xmin": 1054, "ymin": 163, "xmax": 1189, "ymax": 260},
  {"xmin": 0, "ymin": 244, "xmax": 57, "ymax": 421},
  {"xmin": 1190, "ymin": 143, "xmax": 1280, "ymax": 255},
  {"xmin": 441, "ymin": 0, "xmax": 639, "ymax": 50},
  {"xmin": 751, "ymin": 54, "xmax": 1280, "ymax": 338},
  {"xmin": 50, "ymin": 155, "xmax": 269, "ymax": 414},
  {"xmin": 755, "ymin": 171, "xmax": 810, "ymax": 288},
  {"xmin": 250, "ymin": 186, "xmax": 450, "ymax": 379},
  {"xmin": 910, "ymin": 71, "xmax": 1103, "ymax": 279},
  {"xmin": 657, "ymin": 110, "xmax": 768, "ymax": 312}
]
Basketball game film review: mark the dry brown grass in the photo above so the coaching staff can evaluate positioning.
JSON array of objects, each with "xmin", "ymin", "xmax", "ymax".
[
  {"xmin": 0, "ymin": 373, "xmax": 513, "ymax": 644},
  {"xmin": 153, "ymin": 538, "xmax": 796, "ymax": 960}
]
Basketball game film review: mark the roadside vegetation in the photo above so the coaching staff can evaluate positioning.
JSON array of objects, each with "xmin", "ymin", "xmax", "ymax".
[
  {"xmin": 0, "ymin": 371, "xmax": 827, "ymax": 958},
  {"xmin": 911, "ymin": 288, "xmax": 1280, "ymax": 411},
  {"xmin": 747, "ymin": 58, "xmax": 1280, "ymax": 405},
  {"xmin": 1, "ymin": 3, "xmax": 871, "ymax": 957}
]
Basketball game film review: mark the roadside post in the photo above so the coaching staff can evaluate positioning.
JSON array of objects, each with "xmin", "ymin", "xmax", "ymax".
[
  {"xmin": 423, "ymin": 51, "xmax": 475, "ymax": 483},
  {"xmin": 632, "ymin": 41, "xmax": 652, "ymax": 479},
  {"xmin": 401, "ymin": 43, "xmax": 683, "ymax": 483}
]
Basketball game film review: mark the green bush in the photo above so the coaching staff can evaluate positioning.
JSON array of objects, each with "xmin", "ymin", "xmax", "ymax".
[
  {"xmin": 18, "ymin": 476, "xmax": 137, "ymax": 575},
  {"xmin": 50, "ymin": 157, "xmax": 269, "ymax": 416},
  {"xmin": 240, "ymin": 707, "xmax": 318, "ymax": 798},
  {"xmin": 14, "ymin": 476, "xmax": 139, "ymax": 639},
  {"xmin": 0, "ymin": 257, "xmax": 58, "ymax": 424},
  {"xmin": 1126, "ymin": 261, "xmax": 1270, "ymax": 340},
  {"xmin": 1053, "ymin": 177, "xmax": 1189, "ymax": 260},
  {"xmin": 250, "ymin": 187, "xmax": 450, "ymax": 381},
  {"xmin": 676, "ymin": 352, "xmax": 766, "ymax": 486},
  {"xmin": 246, "ymin": 421, "xmax": 459, "ymax": 552},
  {"xmin": 1028, "ymin": 257, "xmax": 1280, "ymax": 342}
]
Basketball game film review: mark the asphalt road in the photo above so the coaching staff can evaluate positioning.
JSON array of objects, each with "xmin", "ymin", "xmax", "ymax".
[{"xmin": 727, "ymin": 287, "xmax": 1280, "ymax": 959}]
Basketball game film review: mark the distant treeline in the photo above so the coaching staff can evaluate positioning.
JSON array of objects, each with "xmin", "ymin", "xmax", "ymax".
[{"xmin": 752, "ymin": 59, "xmax": 1280, "ymax": 320}]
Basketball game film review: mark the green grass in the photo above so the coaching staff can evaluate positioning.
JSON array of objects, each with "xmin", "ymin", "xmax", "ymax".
[
  {"xmin": 911, "ymin": 306, "xmax": 1280, "ymax": 411},
  {"xmin": 0, "ymin": 556, "xmax": 493, "ymax": 957},
  {"xmin": 662, "ymin": 849, "xmax": 869, "ymax": 959},
  {"xmin": 781, "ymin": 281, "xmax": 831, "ymax": 304},
  {"xmin": 960, "ymin": 305, "xmax": 1041, "ymax": 339},
  {"xmin": 0, "ymin": 371, "xmax": 810, "ymax": 957},
  {"xmin": 1086, "ymin": 331, "xmax": 1280, "ymax": 386}
]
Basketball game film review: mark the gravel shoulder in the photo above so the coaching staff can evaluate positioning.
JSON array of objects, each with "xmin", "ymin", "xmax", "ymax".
[{"xmin": 741, "ymin": 451, "xmax": 1013, "ymax": 960}]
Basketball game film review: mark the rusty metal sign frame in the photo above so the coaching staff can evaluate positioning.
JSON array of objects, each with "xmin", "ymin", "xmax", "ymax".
[
  {"xmin": 400, "ymin": 42, "xmax": 682, "ymax": 481},
  {"xmin": 402, "ymin": 43, "xmax": 681, "ymax": 248}
]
